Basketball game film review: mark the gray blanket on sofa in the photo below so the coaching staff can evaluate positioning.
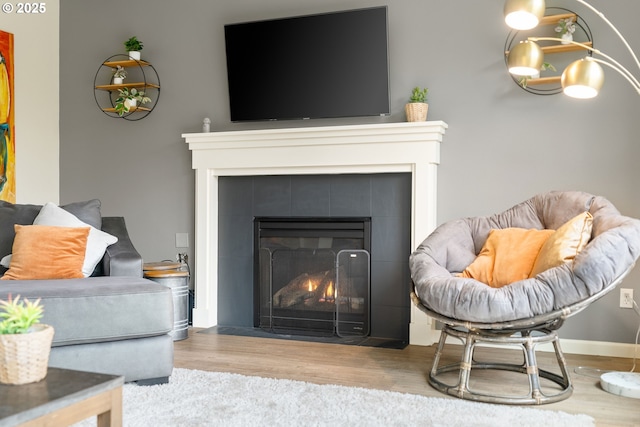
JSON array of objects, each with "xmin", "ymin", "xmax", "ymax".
[{"xmin": 409, "ymin": 191, "xmax": 640, "ymax": 323}]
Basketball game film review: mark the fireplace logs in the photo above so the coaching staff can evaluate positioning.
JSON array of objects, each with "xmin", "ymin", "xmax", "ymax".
[{"xmin": 273, "ymin": 266, "xmax": 362, "ymax": 311}]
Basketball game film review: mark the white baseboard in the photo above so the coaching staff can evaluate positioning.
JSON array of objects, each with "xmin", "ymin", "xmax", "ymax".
[
  {"xmin": 412, "ymin": 317, "xmax": 638, "ymax": 359},
  {"xmin": 441, "ymin": 334, "xmax": 638, "ymax": 359},
  {"xmin": 551, "ymin": 338, "xmax": 638, "ymax": 359}
]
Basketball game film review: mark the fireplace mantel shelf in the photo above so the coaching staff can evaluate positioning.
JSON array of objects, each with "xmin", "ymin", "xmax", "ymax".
[{"xmin": 183, "ymin": 120, "xmax": 448, "ymax": 346}]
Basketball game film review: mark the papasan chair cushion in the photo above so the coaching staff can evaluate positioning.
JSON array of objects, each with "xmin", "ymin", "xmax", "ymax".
[{"xmin": 410, "ymin": 191, "xmax": 640, "ymax": 323}]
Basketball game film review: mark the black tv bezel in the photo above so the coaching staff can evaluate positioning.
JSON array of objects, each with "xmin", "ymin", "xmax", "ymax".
[{"xmin": 224, "ymin": 6, "xmax": 391, "ymax": 123}]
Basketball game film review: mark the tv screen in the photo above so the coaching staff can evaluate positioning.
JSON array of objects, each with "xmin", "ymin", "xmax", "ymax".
[{"xmin": 224, "ymin": 7, "xmax": 390, "ymax": 122}]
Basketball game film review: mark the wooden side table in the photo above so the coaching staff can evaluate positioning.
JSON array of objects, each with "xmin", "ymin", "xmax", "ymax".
[
  {"xmin": 0, "ymin": 367, "xmax": 123, "ymax": 426},
  {"xmin": 143, "ymin": 261, "xmax": 190, "ymax": 341}
]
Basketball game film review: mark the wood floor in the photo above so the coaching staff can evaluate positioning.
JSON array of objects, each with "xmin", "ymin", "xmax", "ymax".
[{"xmin": 175, "ymin": 329, "xmax": 639, "ymax": 426}]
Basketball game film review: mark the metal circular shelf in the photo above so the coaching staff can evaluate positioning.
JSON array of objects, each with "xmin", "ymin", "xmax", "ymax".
[{"xmin": 93, "ymin": 54, "xmax": 161, "ymax": 121}]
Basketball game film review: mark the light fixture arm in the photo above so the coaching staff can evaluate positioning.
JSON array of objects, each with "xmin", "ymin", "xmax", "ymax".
[
  {"xmin": 529, "ymin": 36, "xmax": 640, "ymax": 93},
  {"xmin": 589, "ymin": 57, "xmax": 640, "ymax": 96},
  {"xmin": 573, "ymin": 0, "xmax": 640, "ymax": 76}
]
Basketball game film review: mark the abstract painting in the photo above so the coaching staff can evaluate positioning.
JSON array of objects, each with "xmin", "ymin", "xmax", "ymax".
[{"xmin": 0, "ymin": 29, "xmax": 14, "ymax": 202}]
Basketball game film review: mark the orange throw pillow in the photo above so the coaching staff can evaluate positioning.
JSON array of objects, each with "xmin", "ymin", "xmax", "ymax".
[
  {"xmin": 459, "ymin": 228, "xmax": 554, "ymax": 288},
  {"xmin": 530, "ymin": 211, "xmax": 593, "ymax": 277},
  {"xmin": 1, "ymin": 225, "xmax": 90, "ymax": 280}
]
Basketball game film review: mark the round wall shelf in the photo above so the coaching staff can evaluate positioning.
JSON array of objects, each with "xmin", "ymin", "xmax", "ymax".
[{"xmin": 93, "ymin": 54, "xmax": 160, "ymax": 120}]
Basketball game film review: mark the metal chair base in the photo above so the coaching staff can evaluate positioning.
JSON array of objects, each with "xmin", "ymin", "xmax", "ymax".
[{"xmin": 429, "ymin": 324, "xmax": 573, "ymax": 405}]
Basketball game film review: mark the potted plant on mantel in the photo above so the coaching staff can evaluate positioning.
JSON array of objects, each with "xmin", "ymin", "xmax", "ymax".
[
  {"xmin": 124, "ymin": 36, "xmax": 144, "ymax": 61},
  {"xmin": 114, "ymin": 87, "xmax": 152, "ymax": 116},
  {"xmin": 0, "ymin": 295, "xmax": 54, "ymax": 385},
  {"xmin": 405, "ymin": 86, "xmax": 429, "ymax": 122}
]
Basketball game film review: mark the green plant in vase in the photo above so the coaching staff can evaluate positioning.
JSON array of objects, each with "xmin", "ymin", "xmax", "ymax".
[
  {"xmin": 0, "ymin": 294, "xmax": 44, "ymax": 334},
  {"xmin": 555, "ymin": 18, "xmax": 576, "ymax": 44},
  {"xmin": 112, "ymin": 65, "xmax": 127, "ymax": 84},
  {"xmin": 518, "ymin": 62, "xmax": 556, "ymax": 88},
  {"xmin": 124, "ymin": 36, "xmax": 144, "ymax": 60},
  {"xmin": 405, "ymin": 86, "xmax": 429, "ymax": 122},
  {"xmin": 114, "ymin": 87, "xmax": 151, "ymax": 116},
  {"xmin": 0, "ymin": 294, "xmax": 54, "ymax": 385},
  {"xmin": 408, "ymin": 86, "xmax": 428, "ymax": 103}
]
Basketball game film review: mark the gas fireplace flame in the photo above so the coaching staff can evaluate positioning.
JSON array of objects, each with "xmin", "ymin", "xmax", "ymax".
[
  {"xmin": 274, "ymin": 269, "xmax": 354, "ymax": 308},
  {"xmin": 319, "ymin": 280, "xmax": 336, "ymax": 303}
]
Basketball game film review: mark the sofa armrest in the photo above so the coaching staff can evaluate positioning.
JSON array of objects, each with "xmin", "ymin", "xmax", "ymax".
[{"xmin": 101, "ymin": 216, "xmax": 143, "ymax": 277}]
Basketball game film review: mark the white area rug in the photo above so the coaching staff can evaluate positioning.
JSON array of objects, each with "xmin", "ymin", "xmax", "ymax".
[{"xmin": 76, "ymin": 368, "xmax": 594, "ymax": 426}]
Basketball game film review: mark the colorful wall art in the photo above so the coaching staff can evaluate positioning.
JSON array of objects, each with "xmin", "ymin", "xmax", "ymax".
[{"xmin": 0, "ymin": 30, "xmax": 14, "ymax": 202}]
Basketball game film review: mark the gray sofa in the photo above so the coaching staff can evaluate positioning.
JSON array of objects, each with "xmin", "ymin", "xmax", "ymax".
[{"xmin": 0, "ymin": 200, "xmax": 174, "ymax": 384}]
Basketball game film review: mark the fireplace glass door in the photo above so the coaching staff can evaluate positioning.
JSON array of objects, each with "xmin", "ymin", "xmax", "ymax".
[{"xmin": 255, "ymin": 218, "xmax": 371, "ymax": 337}]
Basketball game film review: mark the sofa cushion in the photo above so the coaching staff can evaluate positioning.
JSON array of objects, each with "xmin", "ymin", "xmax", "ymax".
[
  {"xmin": 33, "ymin": 203, "xmax": 118, "ymax": 277},
  {"xmin": 0, "ymin": 199, "xmax": 103, "ymax": 275},
  {"xmin": 0, "ymin": 276, "xmax": 174, "ymax": 345},
  {"xmin": 1, "ymin": 225, "xmax": 90, "ymax": 280}
]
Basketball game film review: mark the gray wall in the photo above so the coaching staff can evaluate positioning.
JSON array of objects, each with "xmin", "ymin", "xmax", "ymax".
[{"xmin": 60, "ymin": 0, "xmax": 640, "ymax": 344}]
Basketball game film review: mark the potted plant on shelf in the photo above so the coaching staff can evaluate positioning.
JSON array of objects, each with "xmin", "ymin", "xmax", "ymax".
[
  {"xmin": 555, "ymin": 18, "xmax": 576, "ymax": 44},
  {"xmin": 124, "ymin": 36, "xmax": 144, "ymax": 60},
  {"xmin": 112, "ymin": 65, "xmax": 127, "ymax": 85},
  {"xmin": 0, "ymin": 295, "xmax": 54, "ymax": 385},
  {"xmin": 405, "ymin": 86, "xmax": 429, "ymax": 122},
  {"xmin": 114, "ymin": 87, "xmax": 152, "ymax": 116},
  {"xmin": 518, "ymin": 62, "xmax": 556, "ymax": 88}
]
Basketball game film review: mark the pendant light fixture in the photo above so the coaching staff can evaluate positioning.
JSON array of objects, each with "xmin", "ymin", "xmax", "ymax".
[
  {"xmin": 503, "ymin": 0, "xmax": 640, "ymax": 98},
  {"xmin": 561, "ymin": 57, "xmax": 604, "ymax": 99},
  {"xmin": 507, "ymin": 40, "xmax": 544, "ymax": 76},
  {"xmin": 504, "ymin": 0, "xmax": 546, "ymax": 30}
]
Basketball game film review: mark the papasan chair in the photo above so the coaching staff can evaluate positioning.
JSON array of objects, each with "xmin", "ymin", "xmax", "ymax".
[{"xmin": 410, "ymin": 191, "xmax": 640, "ymax": 405}]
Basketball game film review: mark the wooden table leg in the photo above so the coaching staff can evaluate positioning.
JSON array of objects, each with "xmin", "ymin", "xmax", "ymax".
[{"xmin": 97, "ymin": 386, "xmax": 123, "ymax": 427}]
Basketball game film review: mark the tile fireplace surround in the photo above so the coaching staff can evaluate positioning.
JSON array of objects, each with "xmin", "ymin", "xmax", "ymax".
[{"xmin": 183, "ymin": 121, "xmax": 448, "ymax": 345}]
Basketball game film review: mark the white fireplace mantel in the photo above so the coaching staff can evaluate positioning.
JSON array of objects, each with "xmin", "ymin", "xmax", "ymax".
[{"xmin": 183, "ymin": 121, "xmax": 448, "ymax": 345}]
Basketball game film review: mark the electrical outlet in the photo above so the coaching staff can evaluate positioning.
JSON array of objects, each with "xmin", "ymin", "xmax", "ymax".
[
  {"xmin": 175, "ymin": 233, "xmax": 189, "ymax": 248},
  {"xmin": 620, "ymin": 288, "xmax": 634, "ymax": 309}
]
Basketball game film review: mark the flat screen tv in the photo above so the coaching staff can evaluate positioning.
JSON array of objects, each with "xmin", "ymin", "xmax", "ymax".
[{"xmin": 224, "ymin": 7, "xmax": 390, "ymax": 122}]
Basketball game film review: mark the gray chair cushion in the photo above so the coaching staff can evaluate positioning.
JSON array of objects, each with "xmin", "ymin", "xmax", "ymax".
[{"xmin": 410, "ymin": 191, "xmax": 640, "ymax": 323}]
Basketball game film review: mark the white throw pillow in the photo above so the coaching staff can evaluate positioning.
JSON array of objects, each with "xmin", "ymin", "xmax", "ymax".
[
  {"xmin": 0, "ymin": 254, "xmax": 10, "ymax": 268},
  {"xmin": 33, "ymin": 202, "xmax": 118, "ymax": 277}
]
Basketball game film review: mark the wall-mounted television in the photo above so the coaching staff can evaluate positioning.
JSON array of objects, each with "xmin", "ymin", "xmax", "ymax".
[{"xmin": 224, "ymin": 6, "xmax": 390, "ymax": 122}]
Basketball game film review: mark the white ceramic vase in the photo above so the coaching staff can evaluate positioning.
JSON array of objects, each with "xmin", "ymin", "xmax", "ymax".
[
  {"xmin": 124, "ymin": 98, "xmax": 137, "ymax": 110},
  {"xmin": 128, "ymin": 51, "xmax": 141, "ymax": 61}
]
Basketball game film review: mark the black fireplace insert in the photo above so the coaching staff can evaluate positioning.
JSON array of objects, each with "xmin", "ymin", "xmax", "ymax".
[{"xmin": 254, "ymin": 217, "xmax": 371, "ymax": 337}]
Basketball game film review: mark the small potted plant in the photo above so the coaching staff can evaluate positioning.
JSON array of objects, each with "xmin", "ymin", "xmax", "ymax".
[
  {"xmin": 112, "ymin": 65, "xmax": 127, "ymax": 85},
  {"xmin": 124, "ymin": 36, "xmax": 144, "ymax": 60},
  {"xmin": 405, "ymin": 86, "xmax": 429, "ymax": 122},
  {"xmin": 0, "ymin": 295, "xmax": 54, "ymax": 385},
  {"xmin": 555, "ymin": 18, "xmax": 576, "ymax": 44},
  {"xmin": 114, "ymin": 87, "xmax": 152, "ymax": 116},
  {"xmin": 518, "ymin": 62, "xmax": 556, "ymax": 88}
]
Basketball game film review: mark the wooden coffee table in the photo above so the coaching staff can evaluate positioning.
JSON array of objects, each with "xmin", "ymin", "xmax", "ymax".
[{"xmin": 0, "ymin": 367, "xmax": 123, "ymax": 426}]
